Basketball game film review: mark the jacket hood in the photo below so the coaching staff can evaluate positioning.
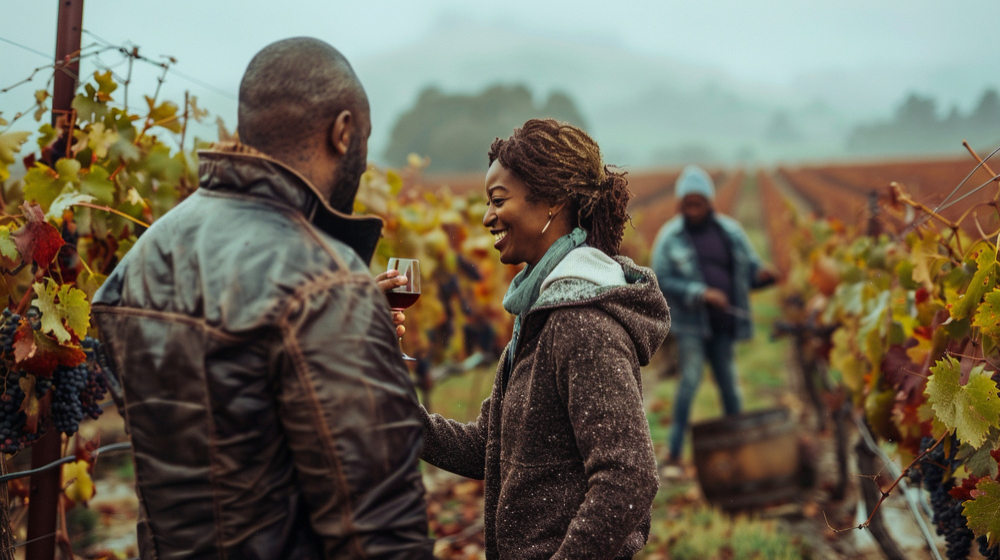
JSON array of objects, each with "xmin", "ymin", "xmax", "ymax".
[
  {"xmin": 532, "ymin": 248, "xmax": 670, "ymax": 366},
  {"xmin": 198, "ymin": 142, "xmax": 383, "ymax": 265}
]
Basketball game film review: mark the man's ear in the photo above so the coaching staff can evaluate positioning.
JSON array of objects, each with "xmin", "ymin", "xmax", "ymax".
[{"xmin": 330, "ymin": 110, "xmax": 354, "ymax": 156}]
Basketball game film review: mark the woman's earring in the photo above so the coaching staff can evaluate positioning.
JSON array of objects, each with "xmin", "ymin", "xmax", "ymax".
[{"xmin": 541, "ymin": 210, "xmax": 553, "ymax": 234}]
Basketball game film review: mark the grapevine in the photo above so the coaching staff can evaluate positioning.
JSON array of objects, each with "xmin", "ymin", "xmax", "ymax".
[
  {"xmin": 776, "ymin": 147, "xmax": 1000, "ymax": 558},
  {"xmin": 0, "ymin": 67, "xmax": 202, "ymax": 499}
]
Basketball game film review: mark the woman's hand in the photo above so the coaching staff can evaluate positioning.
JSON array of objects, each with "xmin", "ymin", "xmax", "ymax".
[{"xmin": 376, "ymin": 270, "xmax": 408, "ymax": 337}]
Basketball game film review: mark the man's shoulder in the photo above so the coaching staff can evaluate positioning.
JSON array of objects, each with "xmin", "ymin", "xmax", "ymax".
[{"xmin": 713, "ymin": 213, "xmax": 747, "ymax": 234}]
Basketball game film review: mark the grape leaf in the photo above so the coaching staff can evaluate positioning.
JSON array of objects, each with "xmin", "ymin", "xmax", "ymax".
[
  {"xmin": 80, "ymin": 165, "xmax": 115, "ymax": 206},
  {"xmin": 0, "ymin": 225, "xmax": 19, "ymax": 260},
  {"xmin": 62, "ymin": 459, "xmax": 95, "ymax": 504},
  {"xmin": 93, "ymin": 70, "xmax": 117, "ymax": 99},
  {"xmin": 16, "ymin": 375, "xmax": 50, "ymax": 434},
  {"xmin": 145, "ymin": 97, "xmax": 182, "ymax": 133},
  {"xmin": 0, "ymin": 129, "xmax": 31, "ymax": 182},
  {"xmin": 22, "ymin": 163, "xmax": 62, "ymax": 211},
  {"xmin": 964, "ymin": 478, "xmax": 1000, "ymax": 548},
  {"xmin": 74, "ymin": 122, "xmax": 119, "ymax": 159},
  {"xmin": 951, "ymin": 247, "xmax": 997, "ymax": 321},
  {"xmin": 76, "ymin": 268, "xmax": 107, "ymax": 302},
  {"xmin": 47, "ymin": 192, "xmax": 95, "ymax": 222},
  {"xmin": 12, "ymin": 319, "xmax": 85, "ymax": 376},
  {"xmin": 32, "ymin": 279, "xmax": 91, "ymax": 343},
  {"xmin": 11, "ymin": 202, "xmax": 65, "ymax": 267},
  {"xmin": 974, "ymin": 288, "xmax": 1000, "ymax": 344},
  {"xmin": 831, "ymin": 328, "xmax": 866, "ymax": 393},
  {"xmin": 926, "ymin": 356, "xmax": 1000, "ymax": 448},
  {"xmin": 911, "ymin": 231, "xmax": 944, "ymax": 289}
]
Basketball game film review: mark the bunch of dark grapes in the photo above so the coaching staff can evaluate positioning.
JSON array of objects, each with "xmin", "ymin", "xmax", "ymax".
[
  {"xmin": 978, "ymin": 536, "xmax": 1000, "ymax": 560},
  {"xmin": 80, "ymin": 337, "xmax": 109, "ymax": 419},
  {"xmin": 0, "ymin": 309, "xmax": 20, "ymax": 357},
  {"xmin": 918, "ymin": 437, "xmax": 975, "ymax": 560},
  {"xmin": 51, "ymin": 364, "xmax": 87, "ymax": 435},
  {"xmin": 0, "ymin": 369, "xmax": 40, "ymax": 453}
]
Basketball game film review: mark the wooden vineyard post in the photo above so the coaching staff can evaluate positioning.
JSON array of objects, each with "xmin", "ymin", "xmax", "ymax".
[
  {"xmin": 0, "ymin": 455, "xmax": 13, "ymax": 560},
  {"xmin": 25, "ymin": 2, "xmax": 84, "ymax": 559}
]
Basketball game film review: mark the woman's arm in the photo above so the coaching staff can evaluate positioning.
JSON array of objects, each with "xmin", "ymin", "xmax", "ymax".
[
  {"xmin": 549, "ymin": 309, "xmax": 659, "ymax": 560},
  {"xmin": 419, "ymin": 397, "xmax": 491, "ymax": 480}
]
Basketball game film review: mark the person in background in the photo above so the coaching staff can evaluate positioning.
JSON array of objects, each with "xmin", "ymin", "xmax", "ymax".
[
  {"xmin": 651, "ymin": 165, "xmax": 780, "ymax": 469},
  {"xmin": 92, "ymin": 37, "xmax": 433, "ymax": 559},
  {"xmin": 418, "ymin": 119, "xmax": 670, "ymax": 560}
]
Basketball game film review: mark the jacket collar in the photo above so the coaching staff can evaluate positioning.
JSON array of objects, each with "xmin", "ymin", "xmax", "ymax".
[{"xmin": 197, "ymin": 142, "xmax": 383, "ymax": 265}]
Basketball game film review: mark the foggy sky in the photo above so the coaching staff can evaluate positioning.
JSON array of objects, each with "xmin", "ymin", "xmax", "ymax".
[{"xmin": 2, "ymin": 0, "xmax": 998, "ymax": 158}]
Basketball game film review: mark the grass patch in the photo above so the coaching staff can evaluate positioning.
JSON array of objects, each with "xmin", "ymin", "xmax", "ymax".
[{"xmin": 640, "ymin": 505, "xmax": 808, "ymax": 560}]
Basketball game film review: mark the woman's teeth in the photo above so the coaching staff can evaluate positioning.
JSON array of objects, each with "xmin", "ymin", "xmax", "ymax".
[{"xmin": 494, "ymin": 231, "xmax": 508, "ymax": 243}]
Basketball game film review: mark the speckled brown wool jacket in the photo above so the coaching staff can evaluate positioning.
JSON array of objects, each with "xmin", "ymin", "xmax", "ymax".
[
  {"xmin": 421, "ymin": 251, "xmax": 670, "ymax": 560},
  {"xmin": 92, "ymin": 143, "xmax": 434, "ymax": 559}
]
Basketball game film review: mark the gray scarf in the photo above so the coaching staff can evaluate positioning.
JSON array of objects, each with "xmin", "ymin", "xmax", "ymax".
[{"xmin": 501, "ymin": 227, "xmax": 588, "ymax": 386}]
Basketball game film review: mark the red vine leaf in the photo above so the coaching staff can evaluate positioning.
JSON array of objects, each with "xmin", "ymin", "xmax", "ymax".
[
  {"xmin": 11, "ymin": 201, "xmax": 65, "ymax": 267},
  {"xmin": 12, "ymin": 321, "xmax": 85, "ymax": 377}
]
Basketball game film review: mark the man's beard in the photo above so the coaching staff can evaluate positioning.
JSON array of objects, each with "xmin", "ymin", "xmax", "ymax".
[{"xmin": 328, "ymin": 133, "xmax": 366, "ymax": 214}]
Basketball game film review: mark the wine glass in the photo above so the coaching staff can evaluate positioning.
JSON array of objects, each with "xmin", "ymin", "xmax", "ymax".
[{"xmin": 386, "ymin": 258, "xmax": 421, "ymax": 362}]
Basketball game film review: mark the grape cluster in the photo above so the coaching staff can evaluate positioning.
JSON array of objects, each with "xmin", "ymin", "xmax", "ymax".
[
  {"xmin": 51, "ymin": 364, "xmax": 88, "ymax": 435},
  {"xmin": 918, "ymin": 437, "xmax": 976, "ymax": 560},
  {"xmin": 80, "ymin": 337, "xmax": 109, "ymax": 420},
  {"xmin": 979, "ymin": 536, "xmax": 1000, "ymax": 560},
  {"xmin": 0, "ymin": 369, "xmax": 40, "ymax": 454},
  {"xmin": 0, "ymin": 309, "xmax": 19, "ymax": 356}
]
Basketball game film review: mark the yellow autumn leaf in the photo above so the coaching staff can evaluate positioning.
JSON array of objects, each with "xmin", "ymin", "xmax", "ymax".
[
  {"xmin": 32, "ymin": 279, "xmax": 91, "ymax": 343},
  {"xmin": 62, "ymin": 459, "xmax": 95, "ymax": 504}
]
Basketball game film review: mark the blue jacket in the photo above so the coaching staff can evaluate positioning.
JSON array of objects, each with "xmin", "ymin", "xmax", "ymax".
[{"xmin": 651, "ymin": 213, "xmax": 764, "ymax": 341}]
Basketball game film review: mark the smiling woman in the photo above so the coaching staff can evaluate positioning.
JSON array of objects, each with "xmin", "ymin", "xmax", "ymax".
[{"xmin": 419, "ymin": 118, "xmax": 670, "ymax": 560}]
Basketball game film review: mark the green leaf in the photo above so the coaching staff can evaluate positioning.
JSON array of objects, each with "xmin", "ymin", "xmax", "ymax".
[
  {"xmin": 94, "ymin": 70, "xmax": 117, "ymax": 98},
  {"xmin": 80, "ymin": 165, "xmax": 115, "ymax": 205},
  {"xmin": 54, "ymin": 157, "xmax": 81, "ymax": 184},
  {"xmin": 74, "ymin": 122, "xmax": 119, "ymax": 159},
  {"xmin": 36, "ymin": 123, "xmax": 59, "ymax": 151},
  {"xmin": 964, "ymin": 478, "xmax": 1000, "ymax": 548},
  {"xmin": 952, "ymin": 247, "xmax": 997, "ymax": 321},
  {"xmin": 76, "ymin": 268, "xmax": 107, "ymax": 303},
  {"xmin": 974, "ymin": 288, "xmax": 1000, "ymax": 345},
  {"xmin": 31, "ymin": 279, "xmax": 91, "ymax": 343},
  {"xmin": 0, "ymin": 129, "xmax": 31, "ymax": 182},
  {"xmin": 896, "ymin": 260, "xmax": 918, "ymax": 290},
  {"xmin": 911, "ymin": 231, "xmax": 944, "ymax": 288},
  {"xmin": 926, "ymin": 356, "xmax": 1000, "ymax": 448},
  {"xmin": 960, "ymin": 428, "xmax": 1000, "ymax": 478},
  {"xmin": 22, "ymin": 164, "xmax": 61, "ymax": 212},
  {"xmin": 0, "ymin": 225, "xmax": 20, "ymax": 260},
  {"xmin": 145, "ymin": 97, "xmax": 182, "ymax": 133}
]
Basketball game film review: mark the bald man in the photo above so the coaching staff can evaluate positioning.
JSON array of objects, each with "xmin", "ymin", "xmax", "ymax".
[{"xmin": 93, "ymin": 38, "xmax": 434, "ymax": 559}]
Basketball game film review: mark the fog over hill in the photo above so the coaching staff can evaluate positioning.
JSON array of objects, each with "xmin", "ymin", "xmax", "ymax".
[{"xmin": 354, "ymin": 22, "xmax": 996, "ymax": 170}]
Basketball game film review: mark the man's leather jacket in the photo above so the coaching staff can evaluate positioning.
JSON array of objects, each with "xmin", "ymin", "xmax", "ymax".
[{"xmin": 92, "ymin": 143, "xmax": 434, "ymax": 559}]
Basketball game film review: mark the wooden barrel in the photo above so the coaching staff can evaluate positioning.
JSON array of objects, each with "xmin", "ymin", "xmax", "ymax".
[{"xmin": 691, "ymin": 407, "xmax": 801, "ymax": 511}]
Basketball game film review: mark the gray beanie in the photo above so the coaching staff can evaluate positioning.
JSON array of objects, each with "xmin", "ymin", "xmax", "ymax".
[{"xmin": 674, "ymin": 165, "xmax": 715, "ymax": 201}]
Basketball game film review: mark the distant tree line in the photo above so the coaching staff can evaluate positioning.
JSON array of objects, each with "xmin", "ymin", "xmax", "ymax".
[
  {"xmin": 384, "ymin": 85, "xmax": 587, "ymax": 172},
  {"xmin": 848, "ymin": 88, "xmax": 1000, "ymax": 155}
]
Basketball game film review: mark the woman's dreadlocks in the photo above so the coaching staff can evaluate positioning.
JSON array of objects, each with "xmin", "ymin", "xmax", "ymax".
[{"xmin": 487, "ymin": 119, "xmax": 631, "ymax": 256}]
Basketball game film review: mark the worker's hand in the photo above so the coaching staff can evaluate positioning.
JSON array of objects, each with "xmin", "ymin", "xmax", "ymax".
[
  {"xmin": 376, "ymin": 270, "xmax": 408, "ymax": 337},
  {"xmin": 756, "ymin": 265, "xmax": 782, "ymax": 285},
  {"xmin": 703, "ymin": 288, "xmax": 729, "ymax": 309}
]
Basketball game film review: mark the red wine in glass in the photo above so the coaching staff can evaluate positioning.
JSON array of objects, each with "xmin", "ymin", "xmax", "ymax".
[
  {"xmin": 387, "ymin": 258, "xmax": 420, "ymax": 361},
  {"xmin": 386, "ymin": 291, "xmax": 420, "ymax": 310}
]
